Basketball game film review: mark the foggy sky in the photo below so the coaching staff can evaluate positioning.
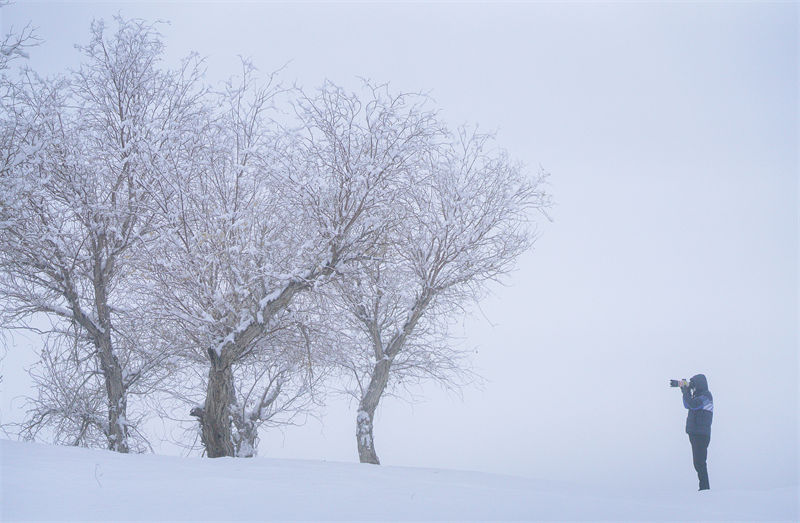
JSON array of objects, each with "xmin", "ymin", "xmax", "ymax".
[{"xmin": 1, "ymin": 1, "xmax": 797, "ymax": 491}]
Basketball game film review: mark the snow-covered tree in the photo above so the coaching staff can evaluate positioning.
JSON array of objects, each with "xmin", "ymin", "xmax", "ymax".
[
  {"xmin": 330, "ymin": 128, "xmax": 551, "ymax": 464},
  {"xmin": 2, "ymin": 10, "xmax": 551, "ymax": 462},
  {"xmin": 138, "ymin": 61, "xmax": 310, "ymax": 457},
  {"xmin": 0, "ymin": 1, "xmax": 40, "ymax": 246},
  {"xmin": 0, "ymin": 17, "xmax": 205, "ymax": 452},
  {"xmin": 144, "ymin": 76, "xmax": 442, "ymax": 457},
  {"xmin": 0, "ymin": 1, "xmax": 39, "ymax": 390},
  {"xmin": 0, "ymin": 1, "xmax": 39, "ymax": 74}
]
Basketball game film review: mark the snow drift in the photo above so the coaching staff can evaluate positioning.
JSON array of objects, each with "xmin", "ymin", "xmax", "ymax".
[{"xmin": 1, "ymin": 439, "xmax": 796, "ymax": 521}]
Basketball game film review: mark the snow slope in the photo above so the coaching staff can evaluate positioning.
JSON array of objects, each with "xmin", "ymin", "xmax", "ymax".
[{"xmin": 1, "ymin": 439, "xmax": 796, "ymax": 521}]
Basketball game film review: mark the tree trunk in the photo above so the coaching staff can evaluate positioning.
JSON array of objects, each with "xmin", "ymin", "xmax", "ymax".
[
  {"xmin": 201, "ymin": 356, "xmax": 236, "ymax": 458},
  {"xmin": 101, "ymin": 357, "xmax": 129, "ymax": 453},
  {"xmin": 356, "ymin": 358, "xmax": 391, "ymax": 464},
  {"xmin": 97, "ymin": 336, "xmax": 129, "ymax": 453},
  {"xmin": 92, "ymin": 245, "xmax": 130, "ymax": 453},
  {"xmin": 356, "ymin": 409, "xmax": 379, "ymax": 464},
  {"xmin": 233, "ymin": 417, "xmax": 258, "ymax": 458}
]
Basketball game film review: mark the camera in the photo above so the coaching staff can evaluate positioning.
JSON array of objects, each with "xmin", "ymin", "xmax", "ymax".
[{"xmin": 670, "ymin": 379, "xmax": 690, "ymax": 388}]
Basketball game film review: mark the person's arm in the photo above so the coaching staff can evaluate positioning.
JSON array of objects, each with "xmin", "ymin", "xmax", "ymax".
[
  {"xmin": 683, "ymin": 388, "xmax": 710, "ymax": 410},
  {"xmin": 682, "ymin": 387, "xmax": 705, "ymax": 409}
]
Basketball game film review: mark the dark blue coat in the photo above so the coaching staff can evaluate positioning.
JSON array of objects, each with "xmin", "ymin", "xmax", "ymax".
[{"xmin": 683, "ymin": 374, "xmax": 713, "ymax": 436}]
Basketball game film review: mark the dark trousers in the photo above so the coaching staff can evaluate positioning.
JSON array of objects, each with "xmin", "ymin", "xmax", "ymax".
[{"xmin": 689, "ymin": 433, "xmax": 711, "ymax": 490}]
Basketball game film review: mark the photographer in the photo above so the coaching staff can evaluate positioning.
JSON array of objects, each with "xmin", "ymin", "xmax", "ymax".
[{"xmin": 673, "ymin": 374, "xmax": 714, "ymax": 490}]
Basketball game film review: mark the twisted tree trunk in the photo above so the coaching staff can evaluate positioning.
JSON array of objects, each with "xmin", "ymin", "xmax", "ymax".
[
  {"xmin": 195, "ymin": 278, "xmax": 316, "ymax": 458},
  {"xmin": 200, "ymin": 351, "xmax": 236, "ymax": 458}
]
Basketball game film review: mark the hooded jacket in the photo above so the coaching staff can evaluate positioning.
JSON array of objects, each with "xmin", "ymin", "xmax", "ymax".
[{"xmin": 683, "ymin": 374, "xmax": 713, "ymax": 436}]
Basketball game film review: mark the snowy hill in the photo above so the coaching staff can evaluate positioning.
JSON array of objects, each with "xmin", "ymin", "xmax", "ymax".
[{"xmin": 1, "ymin": 439, "xmax": 796, "ymax": 521}]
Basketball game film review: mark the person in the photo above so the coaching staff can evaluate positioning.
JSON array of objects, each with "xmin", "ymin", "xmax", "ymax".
[{"xmin": 681, "ymin": 374, "xmax": 713, "ymax": 490}]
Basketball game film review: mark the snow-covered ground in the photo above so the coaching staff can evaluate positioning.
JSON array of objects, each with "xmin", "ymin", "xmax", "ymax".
[{"xmin": 0, "ymin": 439, "xmax": 796, "ymax": 522}]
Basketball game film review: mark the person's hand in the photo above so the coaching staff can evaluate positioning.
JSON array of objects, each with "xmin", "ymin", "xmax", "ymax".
[{"xmin": 679, "ymin": 379, "xmax": 690, "ymax": 389}]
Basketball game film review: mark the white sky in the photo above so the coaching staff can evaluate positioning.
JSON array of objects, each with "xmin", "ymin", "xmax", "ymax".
[{"xmin": 1, "ymin": 1, "xmax": 797, "ymax": 491}]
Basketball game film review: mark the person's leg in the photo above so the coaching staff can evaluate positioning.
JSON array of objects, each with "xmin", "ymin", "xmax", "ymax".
[
  {"xmin": 690, "ymin": 434, "xmax": 710, "ymax": 490},
  {"xmin": 701, "ymin": 434, "xmax": 710, "ymax": 490}
]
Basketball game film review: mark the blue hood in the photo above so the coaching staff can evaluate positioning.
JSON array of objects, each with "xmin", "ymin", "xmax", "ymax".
[{"xmin": 690, "ymin": 374, "xmax": 709, "ymax": 393}]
